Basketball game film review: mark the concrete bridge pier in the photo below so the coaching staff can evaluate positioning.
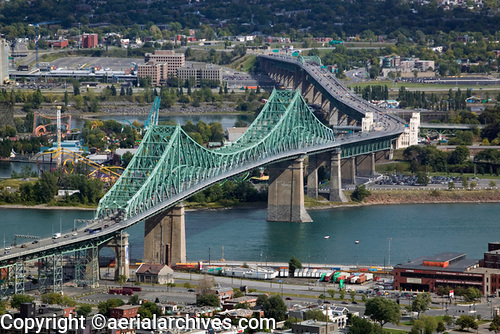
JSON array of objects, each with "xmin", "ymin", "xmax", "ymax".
[
  {"xmin": 312, "ymin": 86, "xmax": 322, "ymax": 105},
  {"xmin": 105, "ymin": 232, "xmax": 130, "ymax": 280},
  {"xmin": 306, "ymin": 153, "xmax": 329, "ymax": 199},
  {"xmin": 268, "ymin": 157, "xmax": 312, "ymax": 222},
  {"xmin": 328, "ymin": 105, "xmax": 339, "ymax": 126},
  {"xmin": 330, "ymin": 151, "xmax": 348, "ymax": 202},
  {"xmin": 144, "ymin": 205, "xmax": 186, "ymax": 266},
  {"xmin": 341, "ymin": 157, "xmax": 356, "ymax": 185},
  {"xmin": 294, "ymin": 68, "xmax": 303, "ymax": 91},
  {"xmin": 356, "ymin": 153, "xmax": 375, "ymax": 177}
]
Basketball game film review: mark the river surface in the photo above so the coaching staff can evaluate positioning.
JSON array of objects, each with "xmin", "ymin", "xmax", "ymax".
[
  {"xmin": 1, "ymin": 203, "xmax": 498, "ymax": 266},
  {"xmin": 71, "ymin": 114, "xmax": 249, "ymax": 130}
]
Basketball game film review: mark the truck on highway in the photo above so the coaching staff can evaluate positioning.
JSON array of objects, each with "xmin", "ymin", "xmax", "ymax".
[{"xmin": 52, "ymin": 233, "xmax": 61, "ymax": 239}]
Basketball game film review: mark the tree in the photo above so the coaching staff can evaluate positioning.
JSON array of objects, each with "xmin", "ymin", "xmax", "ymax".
[
  {"xmin": 197, "ymin": 275, "xmax": 215, "ymax": 295},
  {"xmin": 489, "ymin": 314, "xmax": 500, "ymax": 333},
  {"xmin": 364, "ymin": 297, "xmax": 400, "ymax": 327},
  {"xmin": 416, "ymin": 171, "xmax": 429, "ymax": 186},
  {"xmin": 129, "ymin": 294, "xmax": 140, "ymax": 305},
  {"xmin": 351, "ymin": 184, "xmax": 371, "ymax": 202},
  {"xmin": 436, "ymin": 321, "xmax": 446, "ymax": 333},
  {"xmin": 470, "ymin": 180, "xmax": 477, "ymax": 189},
  {"xmin": 411, "ymin": 292, "xmax": 431, "ymax": 317},
  {"xmin": 448, "ymin": 181, "xmax": 455, "ymax": 190},
  {"xmin": 304, "ymin": 309, "xmax": 327, "ymax": 321},
  {"xmin": 490, "ymin": 180, "xmax": 497, "ymax": 187},
  {"xmin": 263, "ymin": 295, "xmax": 287, "ymax": 321},
  {"xmin": 455, "ymin": 315, "xmax": 478, "ymax": 330},
  {"xmin": 463, "ymin": 287, "xmax": 482, "ymax": 302},
  {"xmin": 349, "ymin": 316, "xmax": 382, "ymax": 334},
  {"xmin": 10, "ymin": 294, "xmax": 34, "ymax": 309},
  {"xmin": 350, "ymin": 290, "xmax": 356, "ymax": 301},
  {"xmin": 412, "ymin": 315, "xmax": 438, "ymax": 334},
  {"xmin": 289, "ymin": 256, "xmax": 302, "ymax": 276},
  {"xmin": 462, "ymin": 175, "xmax": 469, "ymax": 189},
  {"xmin": 76, "ymin": 304, "xmax": 93, "ymax": 317},
  {"xmin": 98, "ymin": 299, "xmax": 125, "ymax": 316},
  {"xmin": 327, "ymin": 289, "xmax": 336, "ymax": 299},
  {"xmin": 196, "ymin": 293, "xmax": 220, "ymax": 307},
  {"xmin": 339, "ymin": 290, "xmax": 345, "ymax": 300},
  {"xmin": 138, "ymin": 301, "xmax": 161, "ymax": 319},
  {"xmin": 121, "ymin": 151, "xmax": 134, "ymax": 167}
]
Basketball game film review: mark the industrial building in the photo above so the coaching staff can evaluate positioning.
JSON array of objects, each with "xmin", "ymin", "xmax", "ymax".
[
  {"xmin": 0, "ymin": 38, "xmax": 9, "ymax": 84},
  {"xmin": 394, "ymin": 243, "xmax": 500, "ymax": 296}
]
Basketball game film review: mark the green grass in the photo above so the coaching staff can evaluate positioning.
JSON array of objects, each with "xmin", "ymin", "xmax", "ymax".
[{"xmin": 228, "ymin": 54, "xmax": 257, "ymax": 72}]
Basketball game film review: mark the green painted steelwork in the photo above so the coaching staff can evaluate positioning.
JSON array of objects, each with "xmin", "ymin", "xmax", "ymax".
[{"xmin": 97, "ymin": 89, "xmax": 336, "ymax": 220}]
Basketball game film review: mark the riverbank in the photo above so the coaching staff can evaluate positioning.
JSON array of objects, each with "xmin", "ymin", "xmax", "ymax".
[
  {"xmin": 1, "ymin": 189, "xmax": 499, "ymax": 211},
  {"xmin": 306, "ymin": 189, "xmax": 500, "ymax": 209}
]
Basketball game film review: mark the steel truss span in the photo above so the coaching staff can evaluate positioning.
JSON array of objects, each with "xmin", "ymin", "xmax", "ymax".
[{"xmin": 97, "ymin": 89, "xmax": 336, "ymax": 220}]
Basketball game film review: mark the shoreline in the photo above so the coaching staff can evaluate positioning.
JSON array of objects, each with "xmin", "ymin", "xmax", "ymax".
[{"xmin": 1, "ymin": 191, "xmax": 499, "ymax": 211}]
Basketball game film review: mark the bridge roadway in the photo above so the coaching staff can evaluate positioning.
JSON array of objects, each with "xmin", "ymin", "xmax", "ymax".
[
  {"xmin": 420, "ymin": 122, "xmax": 485, "ymax": 130},
  {"xmin": 0, "ymin": 55, "xmax": 405, "ymax": 266},
  {"xmin": 260, "ymin": 54, "xmax": 405, "ymax": 131}
]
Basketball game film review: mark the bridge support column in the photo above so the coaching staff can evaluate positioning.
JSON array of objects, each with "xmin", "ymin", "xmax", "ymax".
[
  {"xmin": 38, "ymin": 253, "xmax": 63, "ymax": 293},
  {"xmin": 268, "ymin": 157, "xmax": 312, "ymax": 222},
  {"xmin": 74, "ymin": 246, "xmax": 99, "ymax": 288},
  {"xmin": 328, "ymin": 105, "xmax": 338, "ymax": 126},
  {"xmin": 341, "ymin": 157, "xmax": 356, "ymax": 184},
  {"xmin": 307, "ymin": 169, "xmax": 318, "ymax": 199},
  {"xmin": 105, "ymin": 232, "xmax": 130, "ymax": 280},
  {"xmin": 313, "ymin": 87, "xmax": 321, "ymax": 105},
  {"xmin": 294, "ymin": 68, "xmax": 302, "ymax": 91},
  {"xmin": 144, "ymin": 205, "xmax": 186, "ymax": 266},
  {"xmin": 356, "ymin": 153, "xmax": 375, "ymax": 177},
  {"xmin": 330, "ymin": 152, "xmax": 348, "ymax": 202}
]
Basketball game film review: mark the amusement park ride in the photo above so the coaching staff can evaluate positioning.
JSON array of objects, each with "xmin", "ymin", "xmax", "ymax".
[{"xmin": 33, "ymin": 97, "xmax": 161, "ymax": 182}]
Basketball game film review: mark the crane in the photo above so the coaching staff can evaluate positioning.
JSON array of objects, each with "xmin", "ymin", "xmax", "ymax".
[{"xmin": 30, "ymin": 20, "xmax": 61, "ymax": 68}]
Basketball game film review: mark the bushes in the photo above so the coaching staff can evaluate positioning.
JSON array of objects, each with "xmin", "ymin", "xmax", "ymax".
[{"xmin": 351, "ymin": 185, "xmax": 371, "ymax": 202}]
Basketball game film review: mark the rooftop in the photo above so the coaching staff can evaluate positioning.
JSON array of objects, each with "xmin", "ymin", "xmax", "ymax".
[{"xmin": 395, "ymin": 252, "xmax": 479, "ymax": 272}]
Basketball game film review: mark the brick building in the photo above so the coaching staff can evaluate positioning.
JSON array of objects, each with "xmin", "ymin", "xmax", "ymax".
[
  {"xmin": 110, "ymin": 305, "xmax": 140, "ymax": 319},
  {"xmin": 137, "ymin": 60, "xmax": 168, "ymax": 86},
  {"xmin": 82, "ymin": 33, "xmax": 98, "ymax": 48},
  {"xmin": 144, "ymin": 50, "xmax": 185, "ymax": 75},
  {"xmin": 47, "ymin": 39, "xmax": 69, "ymax": 48},
  {"xmin": 394, "ymin": 244, "xmax": 500, "ymax": 296}
]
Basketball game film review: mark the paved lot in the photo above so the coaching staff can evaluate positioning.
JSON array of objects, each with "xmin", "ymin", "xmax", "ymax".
[{"xmin": 51, "ymin": 56, "xmax": 143, "ymax": 71}]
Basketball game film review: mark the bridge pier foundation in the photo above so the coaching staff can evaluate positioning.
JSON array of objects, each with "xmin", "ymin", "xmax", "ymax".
[
  {"xmin": 356, "ymin": 153, "xmax": 375, "ymax": 177},
  {"xmin": 341, "ymin": 157, "xmax": 356, "ymax": 185},
  {"xmin": 105, "ymin": 232, "xmax": 130, "ymax": 280},
  {"xmin": 268, "ymin": 157, "xmax": 312, "ymax": 222},
  {"xmin": 330, "ymin": 151, "xmax": 348, "ymax": 202},
  {"xmin": 144, "ymin": 205, "xmax": 186, "ymax": 266}
]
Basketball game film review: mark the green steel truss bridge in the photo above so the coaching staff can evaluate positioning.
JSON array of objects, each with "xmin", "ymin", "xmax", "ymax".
[
  {"xmin": 97, "ymin": 89, "xmax": 336, "ymax": 221},
  {"xmin": 0, "ymin": 56, "xmax": 405, "ymax": 295}
]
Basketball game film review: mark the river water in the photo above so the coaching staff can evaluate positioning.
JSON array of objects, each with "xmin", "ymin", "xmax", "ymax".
[{"xmin": 1, "ymin": 203, "xmax": 498, "ymax": 266}]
